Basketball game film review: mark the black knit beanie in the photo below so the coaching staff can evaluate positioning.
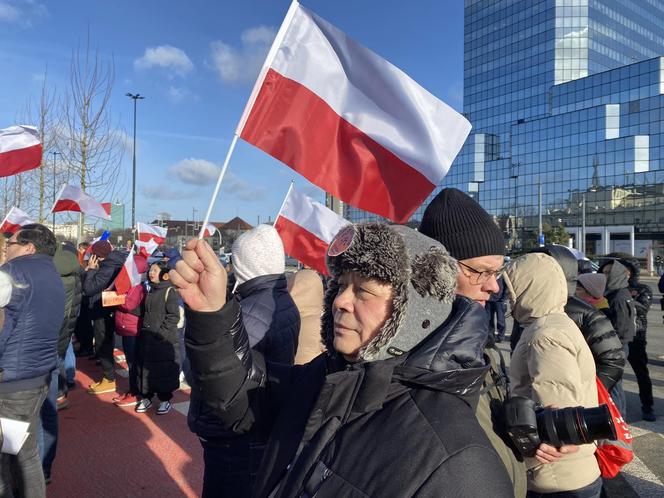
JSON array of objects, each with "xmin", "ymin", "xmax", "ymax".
[{"xmin": 419, "ymin": 188, "xmax": 505, "ymax": 261}]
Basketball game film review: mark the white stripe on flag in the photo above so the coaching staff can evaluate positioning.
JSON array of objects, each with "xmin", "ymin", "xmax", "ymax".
[{"xmin": 279, "ymin": 187, "xmax": 350, "ymax": 244}]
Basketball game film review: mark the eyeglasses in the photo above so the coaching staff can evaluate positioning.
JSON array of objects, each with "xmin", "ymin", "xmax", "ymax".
[
  {"xmin": 458, "ymin": 261, "xmax": 505, "ymax": 285},
  {"xmin": 6, "ymin": 241, "xmax": 24, "ymax": 247}
]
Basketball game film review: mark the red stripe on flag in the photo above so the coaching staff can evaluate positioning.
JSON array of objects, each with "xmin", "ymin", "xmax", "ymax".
[
  {"xmin": 240, "ymin": 69, "xmax": 435, "ymax": 223},
  {"xmin": 0, "ymin": 221, "xmax": 23, "ymax": 234},
  {"xmin": 115, "ymin": 267, "xmax": 132, "ymax": 295},
  {"xmin": 137, "ymin": 233, "xmax": 165, "ymax": 244},
  {"xmin": 52, "ymin": 199, "xmax": 83, "ymax": 214},
  {"xmin": 275, "ymin": 215, "xmax": 330, "ymax": 276},
  {"xmin": 0, "ymin": 143, "xmax": 43, "ymax": 178}
]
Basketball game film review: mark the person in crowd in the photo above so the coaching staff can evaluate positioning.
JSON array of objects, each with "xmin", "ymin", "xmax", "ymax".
[
  {"xmin": 135, "ymin": 261, "xmax": 181, "ymax": 415},
  {"xmin": 112, "ymin": 254, "xmax": 149, "ymax": 407},
  {"xmin": 185, "ymin": 224, "xmax": 300, "ymax": 497},
  {"xmin": 576, "ymin": 273, "xmax": 609, "ymax": 310},
  {"xmin": 174, "ymin": 224, "xmax": 514, "ymax": 498},
  {"xmin": 598, "ymin": 259, "xmax": 636, "ymax": 416},
  {"xmin": 286, "ymin": 268, "xmax": 325, "ymax": 365},
  {"xmin": 74, "ymin": 241, "xmax": 94, "ymax": 357},
  {"xmin": 37, "ymin": 241, "xmax": 83, "ymax": 485},
  {"xmin": 655, "ymin": 255, "xmax": 663, "ymax": 276},
  {"xmin": 486, "ymin": 276, "xmax": 508, "ymax": 343},
  {"xmin": 83, "ymin": 240, "xmax": 125, "ymax": 394},
  {"xmin": 617, "ymin": 257, "xmax": 656, "ymax": 422},
  {"xmin": 526, "ymin": 246, "xmax": 624, "ymax": 392},
  {"xmin": 0, "ymin": 224, "xmax": 65, "ymax": 497}
]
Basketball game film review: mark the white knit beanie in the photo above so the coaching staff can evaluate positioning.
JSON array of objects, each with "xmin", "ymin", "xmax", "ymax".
[
  {"xmin": 232, "ymin": 224, "xmax": 285, "ymax": 286},
  {"xmin": 0, "ymin": 271, "xmax": 13, "ymax": 308}
]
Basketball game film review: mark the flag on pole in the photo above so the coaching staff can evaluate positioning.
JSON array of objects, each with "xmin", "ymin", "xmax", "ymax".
[
  {"xmin": 114, "ymin": 250, "xmax": 142, "ymax": 295},
  {"xmin": 136, "ymin": 222, "xmax": 168, "ymax": 245},
  {"xmin": 135, "ymin": 238, "xmax": 159, "ymax": 258},
  {"xmin": 201, "ymin": 223, "xmax": 217, "ymax": 238},
  {"xmin": 51, "ymin": 184, "xmax": 112, "ymax": 220},
  {"xmin": 101, "ymin": 203, "xmax": 112, "ymax": 218},
  {"xmin": 274, "ymin": 185, "xmax": 350, "ymax": 275},
  {"xmin": 237, "ymin": 2, "xmax": 471, "ymax": 223},
  {"xmin": 0, "ymin": 207, "xmax": 34, "ymax": 234},
  {"xmin": 0, "ymin": 125, "xmax": 43, "ymax": 178}
]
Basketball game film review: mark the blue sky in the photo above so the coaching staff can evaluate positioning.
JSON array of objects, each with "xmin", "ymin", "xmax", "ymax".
[{"xmin": 0, "ymin": 0, "xmax": 464, "ymax": 227}]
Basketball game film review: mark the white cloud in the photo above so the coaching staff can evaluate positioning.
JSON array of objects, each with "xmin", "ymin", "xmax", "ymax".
[
  {"xmin": 210, "ymin": 25, "xmax": 276, "ymax": 84},
  {"xmin": 169, "ymin": 158, "xmax": 220, "ymax": 185},
  {"xmin": 222, "ymin": 172, "xmax": 266, "ymax": 201},
  {"xmin": 0, "ymin": 1, "xmax": 48, "ymax": 27},
  {"xmin": 0, "ymin": 2, "xmax": 19, "ymax": 22},
  {"xmin": 141, "ymin": 185, "xmax": 198, "ymax": 200},
  {"xmin": 134, "ymin": 45, "xmax": 194, "ymax": 77}
]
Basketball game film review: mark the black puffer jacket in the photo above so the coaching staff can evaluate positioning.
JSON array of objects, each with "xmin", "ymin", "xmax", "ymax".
[
  {"xmin": 138, "ymin": 281, "xmax": 181, "ymax": 395},
  {"xmin": 185, "ymin": 296, "xmax": 514, "ymax": 498},
  {"xmin": 82, "ymin": 250, "xmax": 126, "ymax": 319},
  {"xmin": 521, "ymin": 245, "xmax": 625, "ymax": 389},
  {"xmin": 618, "ymin": 258, "xmax": 652, "ymax": 341},
  {"xmin": 601, "ymin": 260, "xmax": 636, "ymax": 345},
  {"xmin": 54, "ymin": 243, "xmax": 83, "ymax": 357}
]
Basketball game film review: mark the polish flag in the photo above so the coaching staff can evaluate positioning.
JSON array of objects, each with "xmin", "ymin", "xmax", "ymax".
[
  {"xmin": 274, "ymin": 185, "xmax": 350, "ymax": 275},
  {"xmin": 101, "ymin": 203, "xmax": 112, "ymax": 217},
  {"xmin": 136, "ymin": 222, "xmax": 167, "ymax": 245},
  {"xmin": 114, "ymin": 250, "xmax": 142, "ymax": 295},
  {"xmin": 135, "ymin": 238, "xmax": 159, "ymax": 258},
  {"xmin": 237, "ymin": 2, "xmax": 471, "ymax": 223},
  {"xmin": 51, "ymin": 184, "xmax": 112, "ymax": 220},
  {"xmin": 0, "ymin": 125, "xmax": 43, "ymax": 178},
  {"xmin": 201, "ymin": 223, "xmax": 217, "ymax": 238},
  {"xmin": 0, "ymin": 206, "xmax": 34, "ymax": 234}
]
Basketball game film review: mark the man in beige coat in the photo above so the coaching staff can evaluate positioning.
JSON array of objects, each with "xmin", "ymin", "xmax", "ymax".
[{"xmin": 504, "ymin": 253, "xmax": 602, "ymax": 497}]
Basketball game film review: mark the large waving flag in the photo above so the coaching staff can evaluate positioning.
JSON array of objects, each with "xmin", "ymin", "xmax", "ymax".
[
  {"xmin": 274, "ymin": 185, "xmax": 350, "ymax": 275},
  {"xmin": 135, "ymin": 238, "xmax": 159, "ymax": 258},
  {"xmin": 237, "ymin": 2, "xmax": 471, "ymax": 223},
  {"xmin": 136, "ymin": 222, "xmax": 168, "ymax": 245},
  {"xmin": 51, "ymin": 184, "xmax": 112, "ymax": 220},
  {"xmin": 114, "ymin": 250, "xmax": 142, "ymax": 295},
  {"xmin": 0, "ymin": 125, "xmax": 43, "ymax": 178},
  {"xmin": 0, "ymin": 207, "xmax": 34, "ymax": 234}
]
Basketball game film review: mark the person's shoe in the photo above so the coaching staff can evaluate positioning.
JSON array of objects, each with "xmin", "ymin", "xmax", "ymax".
[
  {"xmin": 113, "ymin": 393, "xmax": 140, "ymax": 407},
  {"xmin": 135, "ymin": 398, "xmax": 153, "ymax": 413},
  {"xmin": 87, "ymin": 378, "xmax": 116, "ymax": 395},
  {"xmin": 56, "ymin": 395, "xmax": 70, "ymax": 410},
  {"xmin": 642, "ymin": 408, "xmax": 656, "ymax": 422},
  {"xmin": 156, "ymin": 401, "xmax": 172, "ymax": 415}
]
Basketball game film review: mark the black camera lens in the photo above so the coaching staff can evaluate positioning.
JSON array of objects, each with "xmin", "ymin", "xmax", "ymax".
[{"xmin": 537, "ymin": 405, "xmax": 616, "ymax": 447}]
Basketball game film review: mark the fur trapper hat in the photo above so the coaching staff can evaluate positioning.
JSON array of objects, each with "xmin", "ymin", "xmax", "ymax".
[{"xmin": 322, "ymin": 223, "xmax": 458, "ymax": 361}]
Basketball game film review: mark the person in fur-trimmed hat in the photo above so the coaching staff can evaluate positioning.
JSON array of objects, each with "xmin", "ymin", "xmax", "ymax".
[{"xmin": 171, "ymin": 223, "xmax": 513, "ymax": 498}]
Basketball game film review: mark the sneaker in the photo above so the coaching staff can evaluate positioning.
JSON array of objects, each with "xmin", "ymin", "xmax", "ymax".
[
  {"xmin": 87, "ymin": 377, "xmax": 116, "ymax": 395},
  {"xmin": 642, "ymin": 408, "xmax": 656, "ymax": 422},
  {"xmin": 56, "ymin": 396, "xmax": 70, "ymax": 410},
  {"xmin": 135, "ymin": 398, "xmax": 153, "ymax": 413},
  {"xmin": 156, "ymin": 401, "xmax": 172, "ymax": 415},
  {"xmin": 112, "ymin": 393, "xmax": 140, "ymax": 407}
]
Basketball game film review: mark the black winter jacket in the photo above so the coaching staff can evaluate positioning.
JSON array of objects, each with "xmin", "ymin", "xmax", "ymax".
[
  {"xmin": 82, "ymin": 250, "xmax": 126, "ymax": 319},
  {"xmin": 236, "ymin": 274, "xmax": 300, "ymax": 365},
  {"xmin": 629, "ymin": 283, "xmax": 651, "ymax": 340},
  {"xmin": 603, "ymin": 262, "xmax": 636, "ymax": 345},
  {"xmin": 138, "ymin": 281, "xmax": 181, "ymax": 395},
  {"xmin": 54, "ymin": 245, "xmax": 83, "ymax": 357},
  {"xmin": 185, "ymin": 296, "xmax": 514, "ymax": 498}
]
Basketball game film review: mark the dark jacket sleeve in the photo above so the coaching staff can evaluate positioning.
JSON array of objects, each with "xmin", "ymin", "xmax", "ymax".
[
  {"xmin": 579, "ymin": 304, "xmax": 625, "ymax": 390},
  {"xmin": 82, "ymin": 265, "xmax": 114, "ymax": 297},
  {"xmin": 160, "ymin": 287, "xmax": 181, "ymax": 337},
  {"xmin": 611, "ymin": 290, "xmax": 636, "ymax": 345},
  {"xmin": 185, "ymin": 299, "xmax": 266, "ymax": 433},
  {"xmin": 414, "ymin": 445, "xmax": 515, "ymax": 497}
]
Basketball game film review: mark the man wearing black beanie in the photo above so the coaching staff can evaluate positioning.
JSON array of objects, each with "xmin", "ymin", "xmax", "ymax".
[{"xmin": 420, "ymin": 188, "xmax": 580, "ymax": 498}]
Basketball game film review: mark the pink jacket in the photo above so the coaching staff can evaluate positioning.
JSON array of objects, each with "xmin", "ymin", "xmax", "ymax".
[{"xmin": 115, "ymin": 284, "xmax": 145, "ymax": 337}]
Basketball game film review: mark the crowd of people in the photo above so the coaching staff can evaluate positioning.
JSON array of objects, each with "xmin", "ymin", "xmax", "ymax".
[{"xmin": 0, "ymin": 188, "xmax": 659, "ymax": 498}]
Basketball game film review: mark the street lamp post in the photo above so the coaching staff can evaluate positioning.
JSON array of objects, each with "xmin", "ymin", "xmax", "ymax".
[
  {"xmin": 51, "ymin": 151, "xmax": 60, "ymax": 232},
  {"xmin": 126, "ymin": 93, "xmax": 145, "ymax": 234}
]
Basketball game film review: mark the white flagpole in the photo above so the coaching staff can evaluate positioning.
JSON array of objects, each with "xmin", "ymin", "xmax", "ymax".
[
  {"xmin": 274, "ymin": 181, "xmax": 294, "ymax": 224},
  {"xmin": 49, "ymin": 183, "xmax": 67, "ymax": 213},
  {"xmin": 198, "ymin": 134, "xmax": 239, "ymax": 239}
]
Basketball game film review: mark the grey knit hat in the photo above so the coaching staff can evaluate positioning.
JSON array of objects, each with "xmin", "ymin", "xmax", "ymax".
[
  {"xmin": 419, "ymin": 188, "xmax": 505, "ymax": 260},
  {"xmin": 322, "ymin": 223, "xmax": 458, "ymax": 361},
  {"xmin": 577, "ymin": 273, "xmax": 607, "ymax": 299}
]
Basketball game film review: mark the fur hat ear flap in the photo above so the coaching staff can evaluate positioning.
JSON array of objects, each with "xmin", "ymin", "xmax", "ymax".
[{"xmin": 411, "ymin": 249, "xmax": 457, "ymax": 303}]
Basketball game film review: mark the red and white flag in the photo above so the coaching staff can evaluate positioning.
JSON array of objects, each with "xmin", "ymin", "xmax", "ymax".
[
  {"xmin": 0, "ymin": 125, "xmax": 43, "ymax": 178},
  {"xmin": 201, "ymin": 223, "xmax": 217, "ymax": 238},
  {"xmin": 237, "ymin": 3, "xmax": 471, "ymax": 223},
  {"xmin": 0, "ymin": 206, "xmax": 34, "ymax": 234},
  {"xmin": 114, "ymin": 250, "xmax": 142, "ymax": 295},
  {"xmin": 136, "ymin": 222, "xmax": 167, "ymax": 245},
  {"xmin": 274, "ymin": 185, "xmax": 350, "ymax": 275},
  {"xmin": 135, "ymin": 238, "xmax": 159, "ymax": 258},
  {"xmin": 51, "ymin": 184, "xmax": 112, "ymax": 220}
]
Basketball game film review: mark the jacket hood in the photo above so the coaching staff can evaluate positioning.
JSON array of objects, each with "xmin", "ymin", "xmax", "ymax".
[
  {"xmin": 503, "ymin": 253, "xmax": 567, "ymax": 325},
  {"xmin": 604, "ymin": 260, "xmax": 630, "ymax": 292},
  {"xmin": 531, "ymin": 244, "xmax": 578, "ymax": 296},
  {"xmin": 322, "ymin": 223, "xmax": 458, "ymax": 362},
  {"xmin": 53, "ymin": 244, "xmax": 80, "ymax": 277}
]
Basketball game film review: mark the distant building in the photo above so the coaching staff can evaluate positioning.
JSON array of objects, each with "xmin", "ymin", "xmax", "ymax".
[
  {"xmin": 101, "ymin": 203, "xmax": 125, "ymax": 232},
  {"xmin": 148, "ymin": 216, "xmax": 253, "ymax": 252}
]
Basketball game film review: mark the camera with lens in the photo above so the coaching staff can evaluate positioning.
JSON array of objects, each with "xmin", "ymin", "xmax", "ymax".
[{"xmin": 504, "ymin": 396, "xmax": 616, "ymax": 458}]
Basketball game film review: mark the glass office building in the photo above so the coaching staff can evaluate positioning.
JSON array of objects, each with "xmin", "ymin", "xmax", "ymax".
[{"xmin": 346, "ymin": 0, "xmax": 664, "ymax": 258}]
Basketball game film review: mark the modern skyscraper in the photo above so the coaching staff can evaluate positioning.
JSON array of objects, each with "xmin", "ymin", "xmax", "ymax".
[{"xmin": 346, "ymin": 0, "xmax": 664, "ymax": 258}]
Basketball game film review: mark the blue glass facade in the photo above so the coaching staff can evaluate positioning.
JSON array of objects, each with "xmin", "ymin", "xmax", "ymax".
[{"xmin": 346, "ymin": 0, "xmax": 664, "ymax": 257}]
